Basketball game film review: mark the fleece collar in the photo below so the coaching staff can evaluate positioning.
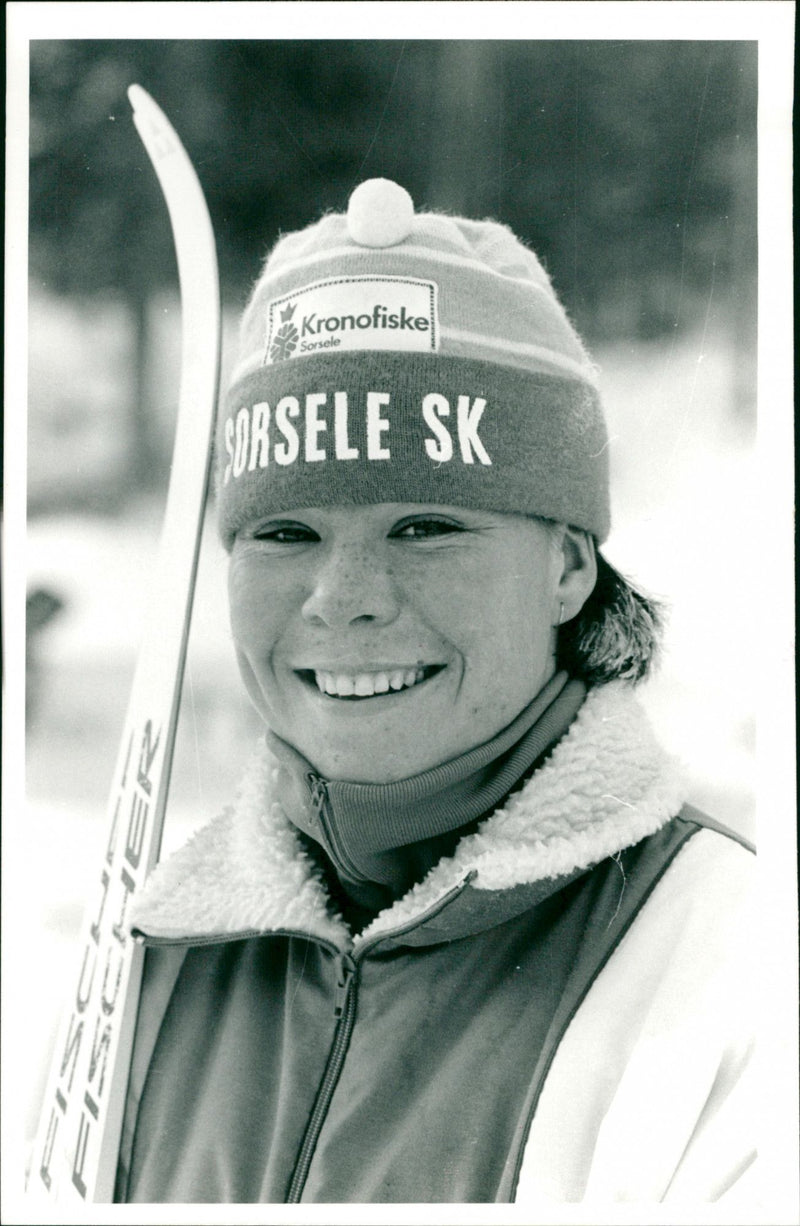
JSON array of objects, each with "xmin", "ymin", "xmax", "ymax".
[{"xmin": 131, "ymin": 682, "xmax": 686, "ymax": 953}]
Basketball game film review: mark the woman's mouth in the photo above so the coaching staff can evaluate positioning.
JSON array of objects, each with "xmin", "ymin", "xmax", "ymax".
[{"xmin": 297, "ymin": 664, "xmax": 445, "ymax": 699}]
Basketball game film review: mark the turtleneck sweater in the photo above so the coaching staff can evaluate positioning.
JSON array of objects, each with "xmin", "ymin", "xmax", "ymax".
[{"xmin": 268, "ymin": 671, "xmax": 586, "ymax": 930}]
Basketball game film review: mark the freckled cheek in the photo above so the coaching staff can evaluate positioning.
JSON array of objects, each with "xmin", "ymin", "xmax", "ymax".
[
  {"xmin": 402, "ymin": 568, "xmax": 472, "ymax": 631},
  {"xmin": 452, "ymin": 587, "xmax": 548, "ymax": 693},
  {"xmin": 227, "ymin": 561, "xmax": 294, "ymax": 658}
]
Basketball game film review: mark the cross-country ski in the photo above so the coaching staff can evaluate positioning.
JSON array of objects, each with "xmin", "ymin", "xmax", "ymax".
[{"xmin": 29, "ymin": 85, "xmax": 220, "ymax": 1204}]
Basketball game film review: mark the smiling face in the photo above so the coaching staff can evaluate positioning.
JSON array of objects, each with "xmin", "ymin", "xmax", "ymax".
[{"xmin": 228, "ymin": 503, "xmax": 592, "ymax": 783}]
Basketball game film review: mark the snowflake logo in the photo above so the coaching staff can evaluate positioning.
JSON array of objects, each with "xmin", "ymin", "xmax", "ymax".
[{"xmin": 269, "ymin": 321, "xmax": 299, "ymax": 362}]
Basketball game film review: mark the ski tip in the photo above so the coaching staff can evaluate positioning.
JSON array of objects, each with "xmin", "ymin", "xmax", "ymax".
[
  {"xmin": 127, "ymin": 83, "xmax": 164, "ymax": 123},
  {"xmin": 127, "ymin": 82, "xmax": 147, "ymax": 111},
  {"xmin": 127, "ymin": 85, "xmax": 173, "ymax": 147}
]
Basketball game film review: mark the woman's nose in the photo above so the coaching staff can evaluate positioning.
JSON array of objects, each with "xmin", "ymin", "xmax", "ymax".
[{"xmin": 300, "ymin": 547, "xmax": 401, "ymax": 628}]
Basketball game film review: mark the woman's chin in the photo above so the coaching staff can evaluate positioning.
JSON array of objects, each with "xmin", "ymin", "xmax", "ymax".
[
  {"xmin": 271, "ymin": 665, "xmax": 449, "ymax": 779},
  {"xmin": 291, "ymin": 725, "xmax": 453, "ymax": 785}
]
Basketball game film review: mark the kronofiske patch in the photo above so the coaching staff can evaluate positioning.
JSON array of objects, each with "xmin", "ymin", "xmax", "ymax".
[{"xmin": 264, "ymin": 276, "xmax": 439, "ymax": 364}]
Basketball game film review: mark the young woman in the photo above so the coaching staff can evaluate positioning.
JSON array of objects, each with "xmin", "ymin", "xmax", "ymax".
[{"xmin": 114, "ymin": 180, "xmax": 755, "ymax": 1205}]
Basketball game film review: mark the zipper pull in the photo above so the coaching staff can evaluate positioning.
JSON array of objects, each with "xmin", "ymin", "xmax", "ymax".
[
  {"xmin": 333, "ymin": 953, "xmax": 356, "ymax": 1018},
  {"xmin": 307, "ymin": 772, "xmax": 328, "ymax": 817}
]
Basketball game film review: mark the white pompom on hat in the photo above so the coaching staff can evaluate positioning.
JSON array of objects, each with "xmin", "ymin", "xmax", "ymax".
[
  {"xmin": 217, "ymin": 179, "xmax": 610, "ymax": 549},
  {"xmin": 346, "ymin": 178, "xmax": 415, "ymax": 248}
]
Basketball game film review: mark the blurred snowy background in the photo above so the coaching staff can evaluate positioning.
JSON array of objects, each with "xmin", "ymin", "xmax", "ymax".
[{"xmin": 20, "ymin": 40, "xmax": 757, "ymax": 1142}]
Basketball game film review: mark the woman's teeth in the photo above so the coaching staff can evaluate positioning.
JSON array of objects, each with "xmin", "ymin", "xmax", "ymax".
[{"xmin": 314, "ymin": 668, "xmax": 426, "ymax": 698}]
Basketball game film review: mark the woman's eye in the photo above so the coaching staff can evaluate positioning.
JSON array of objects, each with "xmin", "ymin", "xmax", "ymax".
[
  {"xmin": 391, "ymin": 518, "xmax": 464, "ymax": 540},
  {"xmin": 252, "ymin": 522, "xmax": 319, "ymax": 544}
]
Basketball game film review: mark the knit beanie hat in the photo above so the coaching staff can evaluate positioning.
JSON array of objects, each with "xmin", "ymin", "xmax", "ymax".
[{"xmin": 218, "ymin": 178, "xmax": 610, "ymax": 548}]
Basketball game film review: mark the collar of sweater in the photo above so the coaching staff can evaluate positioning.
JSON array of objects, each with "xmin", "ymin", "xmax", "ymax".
[
  {"xmin": 269, "ymin": 671, "xmax": 581, "ymax": 887},
  {"xmin": 131, "ymin": 682, "xmax": 686, "ymax": 953}
]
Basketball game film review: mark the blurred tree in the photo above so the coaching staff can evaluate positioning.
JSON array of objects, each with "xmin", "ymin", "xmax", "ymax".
[{"xmin": 426, "ymin": 42, "xmax": 503, "ymax": 215}]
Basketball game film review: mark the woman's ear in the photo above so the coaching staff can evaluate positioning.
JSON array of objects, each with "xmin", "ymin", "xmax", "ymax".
[{"xmin": 553, "ymin": 527, "xmax": 597, "ymax": 625}]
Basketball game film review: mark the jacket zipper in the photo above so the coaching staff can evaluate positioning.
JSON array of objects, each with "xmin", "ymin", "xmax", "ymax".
[
  {"xmin": 307, "ymin": 773, "xmax": 372, "ymax": 883},
  {"xmin": 286, "ymin": 951, "xmax": 358, "ymax": 1202},
  {"xmin": 137, "ymin": 880, "xmax": 475, "ymax": 1199},
  {"xmin": 284, "ymin": 876, "xmax": 476, "ymax": 1201}
]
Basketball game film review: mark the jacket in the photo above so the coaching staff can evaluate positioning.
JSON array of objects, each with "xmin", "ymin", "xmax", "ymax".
[{"xmin": 114, "ymin": 682, "xmax": 756, "ymax": 1205}]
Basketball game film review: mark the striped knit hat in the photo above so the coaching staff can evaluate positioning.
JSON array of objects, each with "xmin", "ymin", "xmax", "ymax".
[{"xmin": 218, "ymin": 178, "xmax": 610, "ymax": 548}]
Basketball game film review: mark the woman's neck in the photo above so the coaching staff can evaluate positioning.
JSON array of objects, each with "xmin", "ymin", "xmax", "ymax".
[{"xmin": 268, "ymin": 671, "xmax": 586, "ymax": 930}]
